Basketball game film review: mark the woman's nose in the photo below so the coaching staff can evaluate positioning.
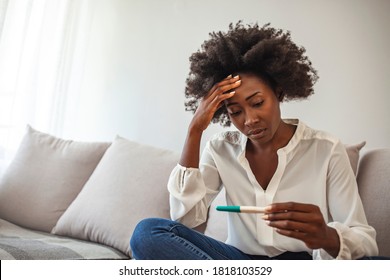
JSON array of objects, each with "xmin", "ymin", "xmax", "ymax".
[{"xmin": 244, "ymin": 110, "xmax": 260, "ymax": 127}]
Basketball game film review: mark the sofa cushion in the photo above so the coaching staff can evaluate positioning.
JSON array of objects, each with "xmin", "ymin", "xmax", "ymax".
[
  {"xmin": 345, "ymin": 141, "xmax": 366, "ymax": 175},
  {"xmin": 52, "ymin": 136, "xmax": 179, "ymax": 257},
  {"xmin": 357, "ymin": 149, "xmax": 390, "ymax": 256},
  {"xmin": 0, "ymin": 218, "xmax": 128, "ymax": 260},
  {"xmin": 204, "ymin": 141, "xmax": 367, "ymax": 242},
  {"xmin": 0, "ymin": 125, "xmax": 110, "ymax": 232}
]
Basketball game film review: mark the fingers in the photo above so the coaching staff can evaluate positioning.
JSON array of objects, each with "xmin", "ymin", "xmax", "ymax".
[
  {"xmin": 200, "ymin": 74, "xmax": 241, "ymax": 115},
  {"xmin": 190, "ymin": 74, "xmax": 241, "ymax": 132},
  {"xmin": 265, "ymin": 217, "xmax": 318, "ymax": 234},
  {"xmin": 206, "ymin": 75, "xmax": 241, "ymax": 101},
  {"xmin": 265, "ymin": 202, "xmax": 323, "ymax": 221},
  {"xmin": 264, "ymin": 202, "xmax": 323, "ymax": 225},
  {"xmin": 263, "ymin": 202, "xmax": 326, "ymax": 239},
  {"xmin": 262, "ymin": 202, "xmax": 339, "ymax": 253},
  {"xmin": 265, "ymin": 202, "xmax": 316, "ymax": 214},
  {"xmin": 272, "ymin": 227, "xmax": 311, "ymax": 244}
]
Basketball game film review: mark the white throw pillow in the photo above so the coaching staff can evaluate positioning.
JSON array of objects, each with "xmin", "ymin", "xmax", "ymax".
[
  {"xmin": 52, "ymin": 136, "xmax": 179, "ymax": 257},
  {"xmin": 345, "ymin": 141, "xmax": 366, "ymax": 175},
  {"xmin": 0, "ymin": 125, "xmax": 110, "ymax": 232}
]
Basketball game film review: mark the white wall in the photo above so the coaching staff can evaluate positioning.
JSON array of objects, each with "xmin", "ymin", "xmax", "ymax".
[{"xmin": 65, "ymin": 0, "xmax": 390, "ymax": 153}]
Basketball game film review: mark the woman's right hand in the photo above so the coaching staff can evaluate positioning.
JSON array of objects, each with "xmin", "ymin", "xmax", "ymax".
[
  {"xmin": 189, "ymin": 75, "xmax": 241, "ymax": 132},
  {"xmin": 179, "ymin": 75, "xmax": 241, "ymax": 168}
]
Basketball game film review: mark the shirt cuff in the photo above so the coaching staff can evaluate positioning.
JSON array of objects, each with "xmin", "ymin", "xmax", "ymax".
[
  {"xmin": 312, "ymin": 224, "xmax": 344, "ymax": 260},
  {"xmin": 176, "ymin": 163, "xmax": 199, "ymax": 172}
]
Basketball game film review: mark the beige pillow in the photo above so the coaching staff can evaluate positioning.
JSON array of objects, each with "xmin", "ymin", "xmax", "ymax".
[
  {"xmin": 0, "ymin": 125, "xmax": 110, "ymax": 232},
  {"xmin": 345, "ymin": 141, "xmax": 366, "ymax": 175},
  {"xmin": 52, "ymin": 136, "xmax": 179, "ymax": 257}
]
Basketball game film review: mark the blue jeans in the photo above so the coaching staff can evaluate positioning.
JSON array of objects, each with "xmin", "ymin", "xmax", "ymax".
[{"xmin": 130, "ymin": 218, "xmax": 312, "ymax": 260}]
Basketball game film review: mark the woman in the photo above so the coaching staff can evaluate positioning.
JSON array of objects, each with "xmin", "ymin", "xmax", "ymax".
[{"xmin": 130, "ymin": 22, "xmax": 378, "ymax": 260}]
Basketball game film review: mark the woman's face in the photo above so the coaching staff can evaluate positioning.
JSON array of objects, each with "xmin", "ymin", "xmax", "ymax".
[{"xmin": 224, "ymin": 73, "xmax": 282, "ymax": 145}]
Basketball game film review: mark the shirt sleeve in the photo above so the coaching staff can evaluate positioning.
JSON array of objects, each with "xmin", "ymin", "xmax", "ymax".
[
  {"xmin": 167, "ymin": 142, "xmax": 222, "ymax": 228},
  {"xmin": 313, "ymin": 141, "xmax": 378, "ymax": 260}
]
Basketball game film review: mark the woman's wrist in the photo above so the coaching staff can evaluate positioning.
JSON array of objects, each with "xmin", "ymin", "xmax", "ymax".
[
  {"xmin": 178, "ymin": 126, "xmax": 203, "ymax": 168},
  {"xmin": 323, "ymin": 226, "xmax": 341, "ymax": 258},
  {"xmin": 188, "ymin": 118, "xmax": 206, "ymax": 135}
]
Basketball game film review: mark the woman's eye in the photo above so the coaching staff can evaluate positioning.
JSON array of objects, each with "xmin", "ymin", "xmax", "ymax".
[
  {"xmin": 253, "ymin": 101, "xmax": 264, "ymax": 107},
  {"xmin": 228, "ymin": 110, "xmax": 241, "ymax": 116}
]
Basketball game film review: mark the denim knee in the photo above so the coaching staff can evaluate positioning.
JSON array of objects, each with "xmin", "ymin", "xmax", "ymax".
[{"xmin": 130, "ymin": 217, "xmax": 171, "ymax": 259}]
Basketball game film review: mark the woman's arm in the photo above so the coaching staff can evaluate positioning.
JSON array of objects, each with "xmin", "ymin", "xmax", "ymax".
[
  {"xmin": 168, "ymin": 75, "xmax": 241, "ymax": 227},
  {"xmin": 179, "ymin": 75, "xmax": 240, "ymax": 168},
  {"xmin": 322, "ymin": 141, "xmax": 378, "ymax": 259}
]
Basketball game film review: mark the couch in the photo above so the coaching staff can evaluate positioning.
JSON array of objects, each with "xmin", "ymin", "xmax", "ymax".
[{"xmin": 0, "ymin": 126, "xmax": 389, "ymax": 259}]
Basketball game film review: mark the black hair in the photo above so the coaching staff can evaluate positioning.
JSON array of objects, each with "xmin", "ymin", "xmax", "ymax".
[{"xmin": 184, "ymin": 21, "xmax": 318, "ymax": 126}]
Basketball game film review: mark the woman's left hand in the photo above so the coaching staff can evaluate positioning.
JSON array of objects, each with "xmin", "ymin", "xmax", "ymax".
[{"xmin": 263, "ymin": 202, "xmax": 340, "ymax": 258}]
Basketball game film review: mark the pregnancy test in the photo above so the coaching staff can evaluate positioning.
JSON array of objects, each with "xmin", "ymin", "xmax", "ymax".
[{"xmin": 216, "ymin": 205, "xmax": 267, "ymax": 213}]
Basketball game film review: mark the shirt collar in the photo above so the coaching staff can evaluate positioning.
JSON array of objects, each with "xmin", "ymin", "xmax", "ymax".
[{"xmin": 238, "ymin": 118, "xmax": 304, "ymax": 157}]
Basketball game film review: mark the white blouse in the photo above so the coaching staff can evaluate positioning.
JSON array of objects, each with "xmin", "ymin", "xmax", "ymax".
[{"xmin": 167, "ymin": 119, "xmax": 378, "ymax": 259}]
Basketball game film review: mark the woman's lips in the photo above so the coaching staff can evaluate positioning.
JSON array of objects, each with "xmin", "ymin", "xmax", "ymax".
[{"xmin": 248, "ymin": 128, "xmax": 266, "ymax": 138}]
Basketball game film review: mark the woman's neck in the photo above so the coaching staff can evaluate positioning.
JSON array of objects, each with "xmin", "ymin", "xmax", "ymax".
[{"xmin": 247, "ymin": 121, "xmax": 297, "ymax": 154}]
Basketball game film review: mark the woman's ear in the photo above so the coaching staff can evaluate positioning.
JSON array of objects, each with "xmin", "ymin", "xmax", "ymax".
[{"xmin": 276, "ymin": 88, "xmax": 284, "ymax": 102}]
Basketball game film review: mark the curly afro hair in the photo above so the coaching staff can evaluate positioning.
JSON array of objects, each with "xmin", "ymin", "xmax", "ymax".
[{"xmin": 184, "ymin": 21, "xmax": 319, "ymax": 126}]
